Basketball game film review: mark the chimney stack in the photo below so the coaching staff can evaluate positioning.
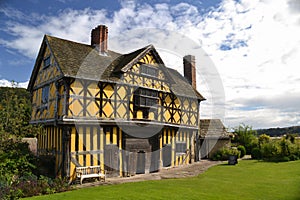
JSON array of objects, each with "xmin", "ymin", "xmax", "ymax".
[
  {"xmin": 91, "ymin": 25, "xmax": 108, "ymax": 54},
  {"xmin": 183, "ymin": 55, "xmax": 196, "ymax": 89}
]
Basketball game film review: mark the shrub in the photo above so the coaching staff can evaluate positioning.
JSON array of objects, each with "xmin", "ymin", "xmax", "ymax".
[
  {"xmin": 261, "ymin": 140, "xmax": 281, "ymax": 161},
  {"xmin": 289, "ymin": 154, "xmax": 299, "ymax": 161},
  {"xmin": 0, "ymin": 175, "xmax": 71, "ymax": 199},
  {"xmin": 280, "ymin": 138, "xmax": 292, "ymax": 157},
  {"xmin": 251, "ymin": 147, "xmax": 262, "ymax": 159},
  {"xmin": 258, "ymin": 134, "xmax": 270, "ymax": 147},
  {"xmin": 281, "ymin": 156, "xmax": 290, "ymax": 162},
  {"xmin": 233, "ymin": 124, "xmax": 257, "ymax": 154},
  {"xmin": 0, "ymin": 139, "xmax": 37, "ymax": 180},
  {"xmin": 256, "ymin": 138, "xmax": 300, "ymax": 162},
  {"xmin": 237, "ymin": 145, "xmax": 246, "ymax": 158},
  {"xmin": 212, "ymin": 147, "xmax": 240, "ymax": 161}
]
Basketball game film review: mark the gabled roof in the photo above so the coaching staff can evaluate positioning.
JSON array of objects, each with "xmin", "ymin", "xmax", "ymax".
[
  {"xmin": 48, "ymin": 35, "xmax": 121, "ymax": 79},
  {"xmin": 28, "ymin": 35, "xmax": 205, "ymax": 100},
  {"xmin": 166, "ymin": 68, "xmax": 204, "ymax": 100},
  {"xmin": 200, "ymin": 119, "xmax": 229, "ymax": 138},
  {"xmin": 111, "ymin": 45, "xmax": 158, "ymax": 73},
  {"xmin": 28, "ymin": 35, "xmax": 121, "ymax": 90}
]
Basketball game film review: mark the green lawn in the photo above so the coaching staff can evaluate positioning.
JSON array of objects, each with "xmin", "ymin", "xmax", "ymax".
[{"xmin": 25, "ymin": 160, "xmax": 300, "ymax": 200}]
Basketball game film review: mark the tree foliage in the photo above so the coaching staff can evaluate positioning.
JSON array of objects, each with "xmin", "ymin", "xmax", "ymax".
[
  {"xmin": 233, "ymin": 123, "xmax": 257, "ymax": 154},
  {"xmin": 0, "ymin": 86, "xmax": 41, "ymax": 139}
]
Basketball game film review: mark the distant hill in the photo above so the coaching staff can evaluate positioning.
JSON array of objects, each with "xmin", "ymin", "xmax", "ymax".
[{"xmin": 256, "ymin": 126, "xmax": 300, "ymax": 137}]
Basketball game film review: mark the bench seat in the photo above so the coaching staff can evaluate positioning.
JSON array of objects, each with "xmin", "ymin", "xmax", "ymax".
[{"xmin": 76, "ymin": 166, "xmax": 106, "ymax": 184}]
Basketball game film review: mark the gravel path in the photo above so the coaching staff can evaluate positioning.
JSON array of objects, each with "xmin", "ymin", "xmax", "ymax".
[{"xmin": 75, "ymin": 160, "xmax": 222, "ymax": 189}]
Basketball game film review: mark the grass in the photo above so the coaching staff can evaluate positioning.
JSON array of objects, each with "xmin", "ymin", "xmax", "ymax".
[{"xmin": 24, "ymin": 160, "xmax": 300, "ymax": 200}]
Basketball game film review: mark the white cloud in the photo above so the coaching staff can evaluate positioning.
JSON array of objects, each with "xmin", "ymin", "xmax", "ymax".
[
  {"xmin": 187, "ymin": 0, "xmax": 300, "ymax": 128},
  {"xmin": 0, "ymin": 79, "xmax": 28, "ymax": 88},
  {"xmin": 1, "ymin": 0, "xmax": 300, "ymax": 128},
  {"xmin": 1, "ymin": 8, "xmax": 108, "ymax": 58}
]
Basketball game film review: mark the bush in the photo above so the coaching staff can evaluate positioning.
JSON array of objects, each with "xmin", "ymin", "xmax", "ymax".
[
  {"xmin": 0, "ymin": 139, "xmax": 37, "ymax": 180},
  {"xmin": 251, "ymin": 147, "xmax": 262, "ymax": 159},
  {"xmin": 0, "ymin": 139, "xmax": 70, "ymax": 199},
  {"xmin": 280, "ymin": 156, "xmax": 290, "ymax": 162},
  {"xmin": 212, "ymin": 147, "xmax": 240, "ymax": 161},
  {"xmin": 289, "ymin": 154, "xmax": 299, "ymax": 161},
  {"xmin": 261, "ymin": 140, "xmax": 281, "ymax": 161},
  {"xmin": 237, "ymin": 145, "xmax": 246, "ymax": 158},
  {"xmin": 280, "ymin": 138, "xmax": 292, "ymax": 157},
  {"xmin": 0, "ymin": 175, "xmax": 71, "ymax": 199},
  {"xmin": 256, "ymin": 138, "xmax": 300, "ymax": 162},
  {"xmin": 258, "ymin": 134, "xmax": 270, "ymax": 147},
  {"xmin": 233, "ymin": 124, "xmax": 257, "ymax": 154}
]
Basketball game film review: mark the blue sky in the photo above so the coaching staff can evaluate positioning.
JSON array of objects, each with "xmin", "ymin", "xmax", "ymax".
[
  {"xmin": 0, "ymin": 0, "xmax": 220, "ymax": 82},
  {"xmin": 0, "ymin": 0, "xmax": 300, "ymax": 129}
]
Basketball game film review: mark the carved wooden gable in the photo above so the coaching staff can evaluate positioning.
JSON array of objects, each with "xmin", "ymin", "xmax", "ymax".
[{"xmin": 121, "ymin": 51, "xmax": 171, "ymax": 92}]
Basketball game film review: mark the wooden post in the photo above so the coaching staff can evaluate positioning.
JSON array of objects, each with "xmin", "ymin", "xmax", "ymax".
[
  {"xmin": 191, "ymin": 131, "xmax": 195, "ymax": 163},
  {"xmin": 54, "ymin": 81, "xmax": 59, "ymax": 125},
  {"xmin": 159, "ymin": 133, "xmax": 163, "ymax": 170},
  {"xmin": 62, "ymin": 126, "xmax": 71, "ymax": 178}
]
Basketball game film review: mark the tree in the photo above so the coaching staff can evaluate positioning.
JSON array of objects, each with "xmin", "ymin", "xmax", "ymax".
[
  {"xmin": 258, "ymin": 134, "xmax": 270, "ymax": 147},
  {"xmin": 0, "ymin": 86, "xmax": 41, "ymax": 139},
  {"xmin": 233, "ymin": 123, "xmax": 257, "ymax": 154}
]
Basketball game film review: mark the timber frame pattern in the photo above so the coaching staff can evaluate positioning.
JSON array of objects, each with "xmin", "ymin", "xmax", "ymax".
[{"xmin": 28, "ymin": 25, "xmax": 205, "ymax": 182}]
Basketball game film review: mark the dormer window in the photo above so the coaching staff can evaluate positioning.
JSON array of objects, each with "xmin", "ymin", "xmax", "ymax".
[
  {"xmin": 140, "ymin": 64, "xmax": 158, "ymax": 77},
  {"xmin": 43, "ymin": 56, "xmax": 51, "ymax": 69}
]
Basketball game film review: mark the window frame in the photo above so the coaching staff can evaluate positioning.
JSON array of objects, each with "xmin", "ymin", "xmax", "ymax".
[
  {"xmin": 134, "ymin": 88, "xmax": 159, "ymax": 109},
  {"xmin": 175, "ymin": 142, "xmax": 187, "ymax": 155},
  {"xmin": 140, "ymin": 64, "xmax": 158, "ymax": 77},
  {"xmin": 41, "ymin": 85, "xmax": 50, "ymax": 105},
  {"xmin": 43, "ymin": 56, "xmax": 51, "ymax": 69},
  {"xmin": 133, "ymin": 88, "xmax": 159, "ymax": 119}
]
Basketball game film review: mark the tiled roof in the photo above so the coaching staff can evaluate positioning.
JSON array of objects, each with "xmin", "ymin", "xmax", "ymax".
[
  {"xmin": 46, "ymin": 35, "xmax": 121, "ymax": 80},
  {"xmin": 29, "ymin": 35, "xmax": 205, "ymax": 100},
  {"xmin": 200, "ymin": 119, "xmax": 229, "ymax": 138},
  {"xmin": 166, "ymin": 68, "xmax": 205, "ymax": 100}
]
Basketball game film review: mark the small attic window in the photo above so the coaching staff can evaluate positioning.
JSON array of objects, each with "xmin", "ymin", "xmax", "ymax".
[
  {"xmin": 140, "ymin": 65, "xmax": 158, "ymax": 77},
  {"xmin": 43, "ymin": 56, "xmax": 51, "ymax": 69},
  {"xmin": 41, "ymin": 85, "xmax": 49, "ymax": 104}
]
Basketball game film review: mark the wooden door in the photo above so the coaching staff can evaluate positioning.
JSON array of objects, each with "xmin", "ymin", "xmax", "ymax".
[
  {"xmin": 104, "ymin": 144, "xmax": 119, "ymax": 177},
  {"xmin": 162, "ymin": 144, "xmax": 171, "ymax": 167},
  {"xmin": 136, "ymin": 151, "xmax": 145, "ymax": 174}
]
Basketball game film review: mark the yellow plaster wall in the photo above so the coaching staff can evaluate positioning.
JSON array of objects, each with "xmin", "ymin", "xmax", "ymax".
[
  {"xmin": 31, "ymin": 45, "xmax": 62, "ymax": 122},
  {"xmin": 69, "ymin": 125, "xmax": 123, "ymax": 182},
  {"xmin": 37, "ymin": 126, "xmax": 63, "ymax": 177}
]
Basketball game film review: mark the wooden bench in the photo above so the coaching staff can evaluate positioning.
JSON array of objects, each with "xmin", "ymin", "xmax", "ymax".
[{"xmin": 76, "ymin": 166, "xmax": 106, "ymax": 184}]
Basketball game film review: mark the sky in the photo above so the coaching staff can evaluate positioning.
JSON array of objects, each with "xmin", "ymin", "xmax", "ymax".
[{"xmin": 0, "ymin": 0, "xmax": 300, "ymax": 129}]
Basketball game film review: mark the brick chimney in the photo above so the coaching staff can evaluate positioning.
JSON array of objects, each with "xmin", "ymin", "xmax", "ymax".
[
  {"xmin": 183, "ymin": 55, "xmax": 196, "ymax": 89},
  {"xmin": 91, "ymin": 25, "xmax": 108, "ymax": 55}
]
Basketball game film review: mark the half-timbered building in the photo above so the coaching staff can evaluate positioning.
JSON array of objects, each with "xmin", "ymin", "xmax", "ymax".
[{"xmin": 28, "ymin": 25, "xmax": 205, "ymax": 181}]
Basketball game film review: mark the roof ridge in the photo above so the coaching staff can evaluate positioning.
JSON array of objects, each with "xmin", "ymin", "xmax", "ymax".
[{"xmin": 45, "ymin": 34, "xmax": 122, "ymax": 55}]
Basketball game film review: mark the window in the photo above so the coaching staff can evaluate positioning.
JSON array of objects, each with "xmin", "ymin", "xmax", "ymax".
[
  {"xmin": 176, "ymin": 142, "xmax": 187, "ymax": 154},
  {"xmin": 43, "ymin": 56, "xmax": 51, "ymax": 69},
  {"xmin": 140, "ymin": 65, "xmax": 158, "ymax": 77},
  {"xmin": 134, "ymin": 88, "xmax": 158, "ymax": 108},
  {"xmin": 134, "ymin": 88, "xmax": 159, "ymax": 119},
  {"xmin": 41, "ymin": 85, "xmax": 49, "ymax": 104}
]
